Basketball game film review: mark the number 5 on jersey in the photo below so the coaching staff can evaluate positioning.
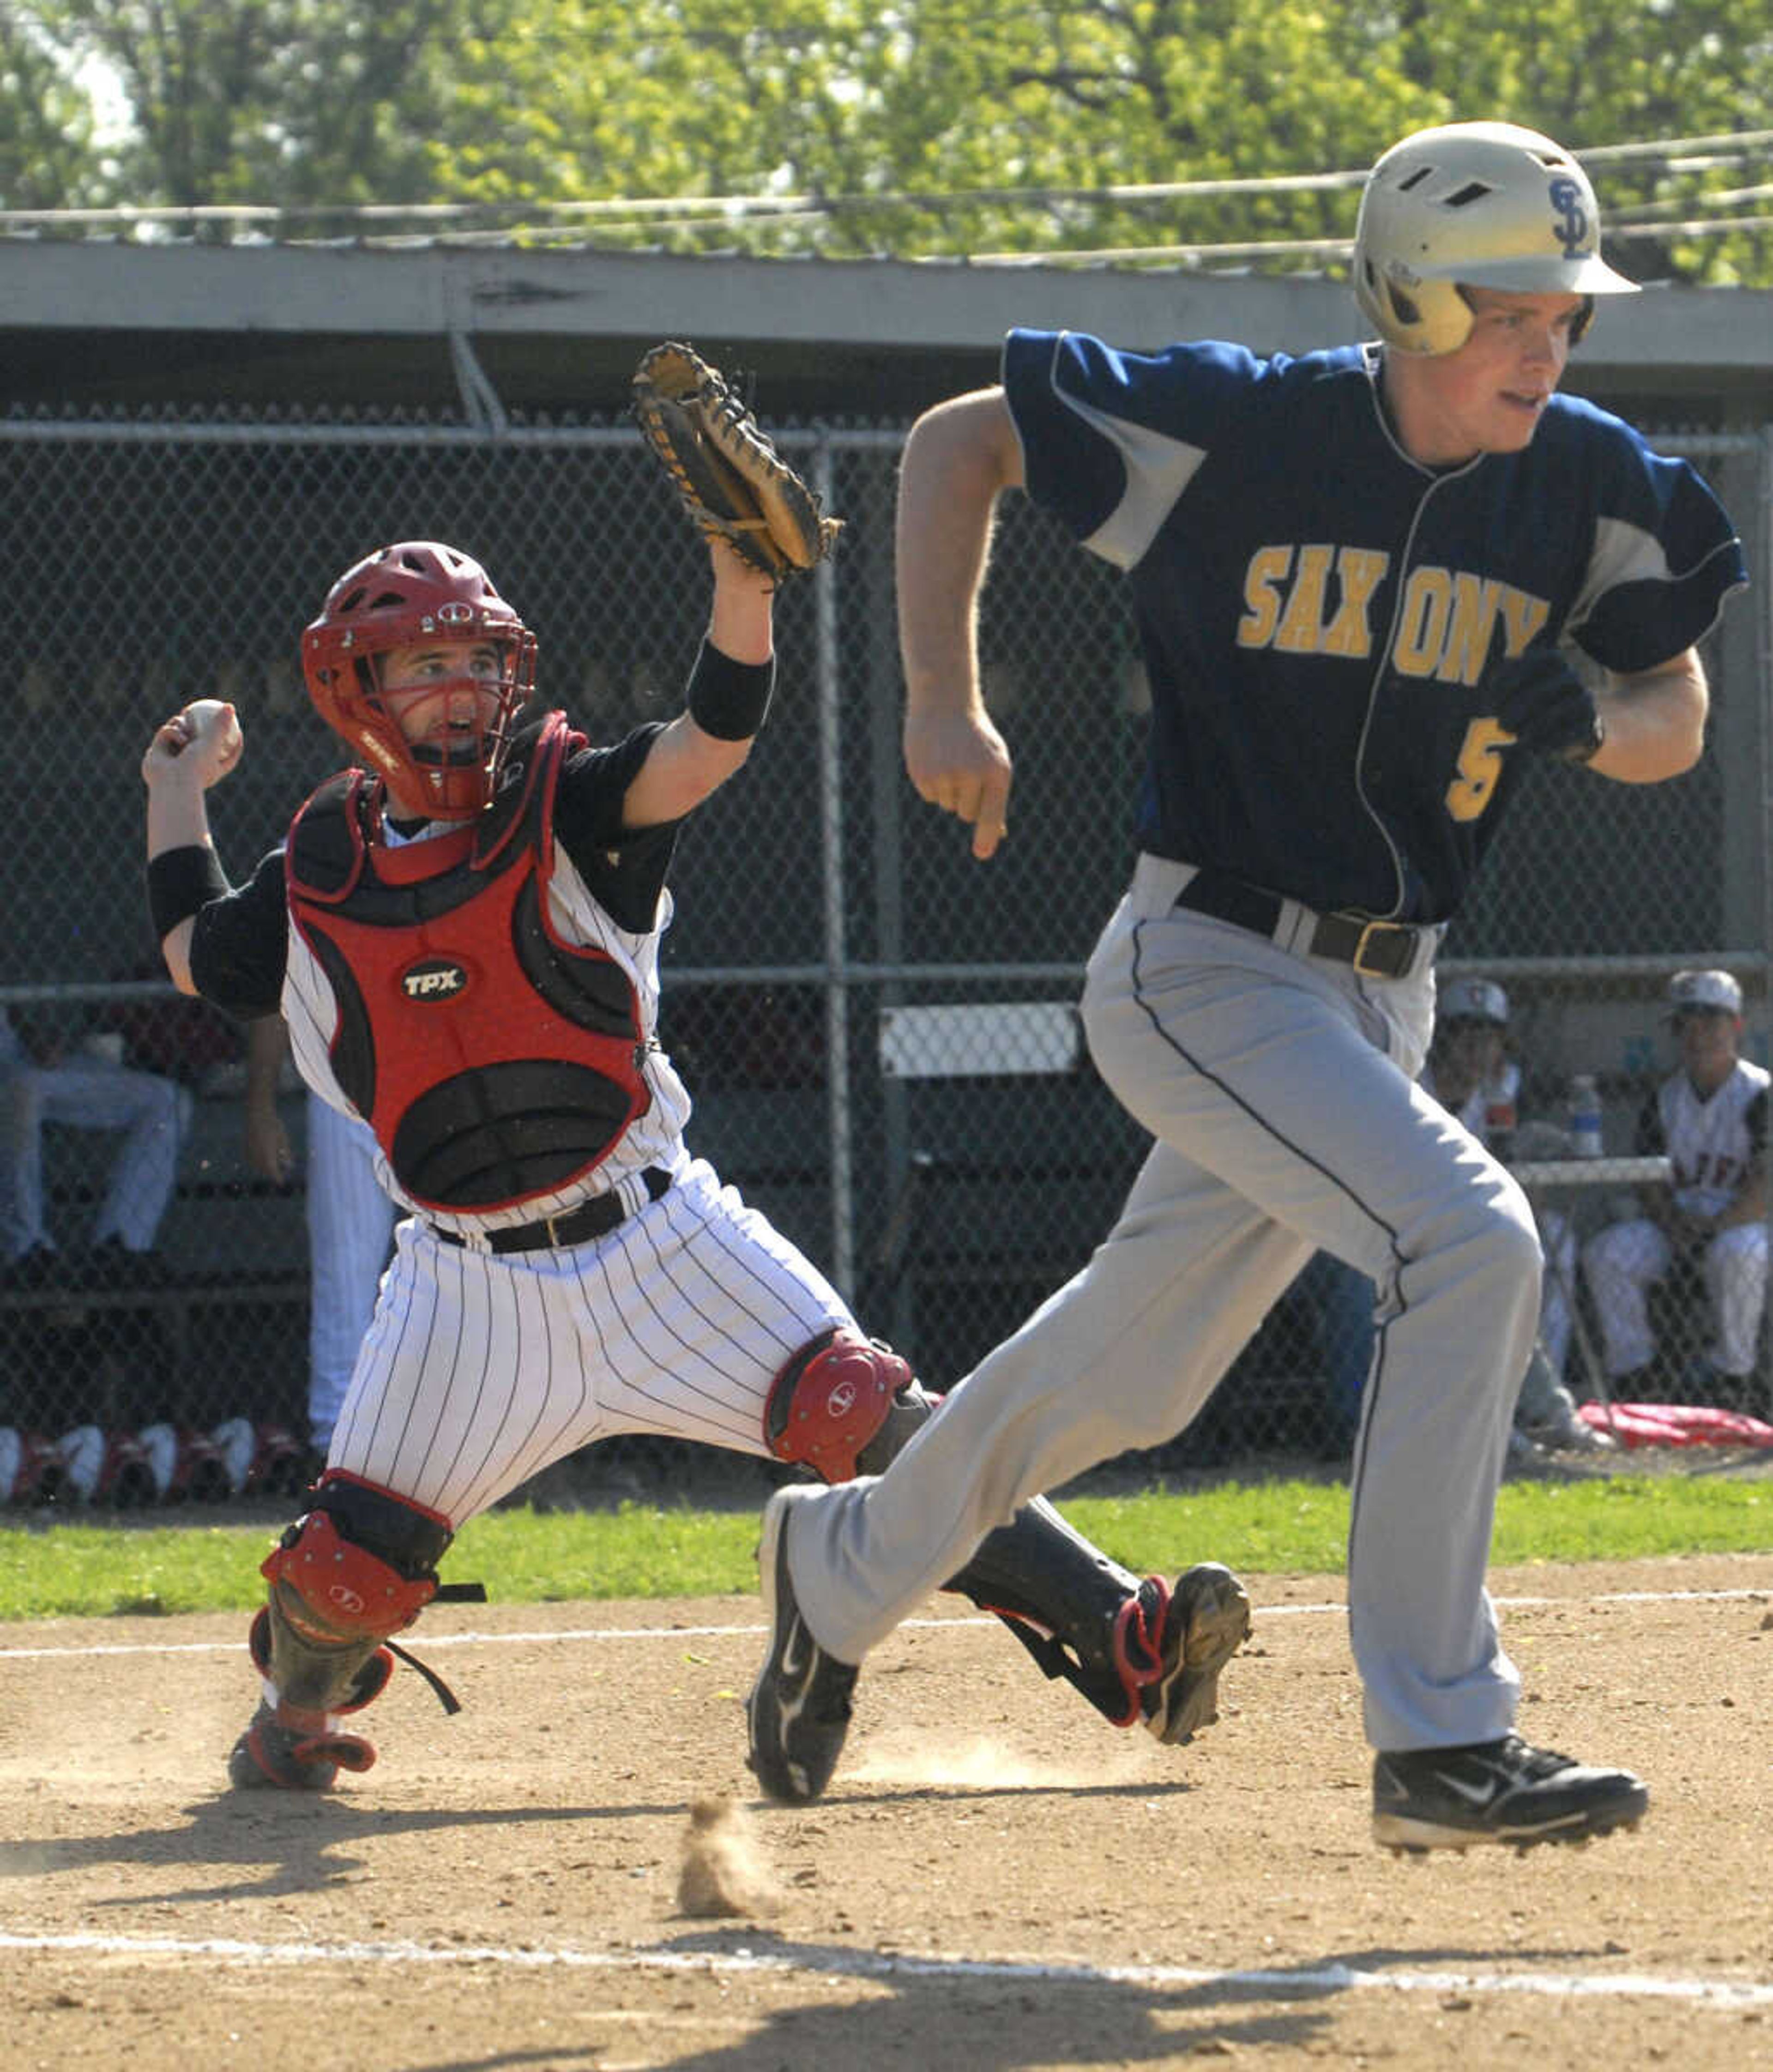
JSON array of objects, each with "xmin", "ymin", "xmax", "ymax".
[{"xmin": 1446, "ymin": 716, "xmax": 1514, "ymax": 822}]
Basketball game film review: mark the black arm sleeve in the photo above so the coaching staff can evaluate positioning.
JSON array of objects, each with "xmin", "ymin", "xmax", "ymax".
[
  {"xmin": 147, "ymin": 844, "xmax": 230, "ymax": 938},
  {"xmin": 552, "ymin": 722, "xmax": 681, "ymax": 933},
  {"xmin": 687, "ymin": 640, "xmax": 774, "ymax": 740},
  {"xmin": 187, "ymin": 849, "xmax": 290, "ymax": 1018}
]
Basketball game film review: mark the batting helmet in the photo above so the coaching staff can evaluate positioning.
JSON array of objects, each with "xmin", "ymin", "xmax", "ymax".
[
  {"xmin": 1353, "ymin": 121, "xmax": 1638, "ymax": 356},
  {"xmin": 302, "ymin": 542, "xmax": 537, "ymax": 821}
]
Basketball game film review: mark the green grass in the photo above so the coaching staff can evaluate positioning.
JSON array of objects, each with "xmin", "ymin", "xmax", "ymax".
[{"xmin": 0, "ymin": 1474, "xmax": 1768, "ymax": 1622}]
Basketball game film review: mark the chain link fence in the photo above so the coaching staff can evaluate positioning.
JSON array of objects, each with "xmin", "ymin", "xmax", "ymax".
[{"xmin": 0, "ymin": 410, "xmax": 1768, "ymax": 1508}]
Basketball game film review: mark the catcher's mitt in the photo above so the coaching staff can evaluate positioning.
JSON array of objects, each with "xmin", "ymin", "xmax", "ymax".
[{"xmin": 631, "ymin": 342, "xmax": 841, "ymax": 581}]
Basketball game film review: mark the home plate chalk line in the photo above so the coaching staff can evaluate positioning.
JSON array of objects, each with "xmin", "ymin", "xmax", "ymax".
[{"xmin": 1, "ymin": 1928, "xmax": 1770, "ymax": 2009}]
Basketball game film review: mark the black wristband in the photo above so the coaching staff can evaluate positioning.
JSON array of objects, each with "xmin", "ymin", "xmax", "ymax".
[
  {"xmin": 687, "ymin": 639, "xmax": 774, "ymax": 741},
  {"xmin": 147, "ymin": 844, "xmax": 229, "ymax": 938}
]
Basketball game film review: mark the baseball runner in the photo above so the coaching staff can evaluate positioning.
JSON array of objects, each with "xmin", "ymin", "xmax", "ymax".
[
  {"xmin": 747, "ymin": 121, "xmax": 1748, "ymax": 1850},
  {"xmin": 244, "ymin": 1015, "xmax": 397, "ymax": 1459},
  {"xmin": 1584, "ymin": 968, "xmax": 1768, "ymax": 1391},
  {"xmin": 139, "ymin": 353, "xmax": 1249, "ymax": 1794}
]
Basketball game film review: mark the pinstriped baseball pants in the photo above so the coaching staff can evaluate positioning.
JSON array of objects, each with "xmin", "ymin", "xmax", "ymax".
[{"xmin": 326, "ymin": 1155, "xmax": 851, "ymax": 1526}]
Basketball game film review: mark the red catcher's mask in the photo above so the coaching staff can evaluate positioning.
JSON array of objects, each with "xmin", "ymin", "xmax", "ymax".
[{"xmin": 302, "ymin": 542, "xmax": 538, "ymax": 821}]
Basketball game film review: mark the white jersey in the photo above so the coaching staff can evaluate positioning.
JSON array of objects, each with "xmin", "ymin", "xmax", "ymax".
[
  {"xmin": 283, "ymin": 820, "xmax": 694, "ymax": 1238},
  {"xmin": 1645, "ymin": 1059, "xmax": 1770, "ymax": 1219}
]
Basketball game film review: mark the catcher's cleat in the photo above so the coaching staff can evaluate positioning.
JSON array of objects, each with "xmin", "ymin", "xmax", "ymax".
[
  {"xmin": 1138, "ymin": 1562, "xmax": 1253, "ymax": 1747},
  {"xmin": 227, "ymin": 1701, "xmax": 378, "ymax": 1792},
  {"xmin": 746, "ymin": 1484, "xmax": 859, "ymax": 1805},
  {"xmin": 229, "ymin": 1610, "xmax": 396, "ymax": 1790},
  {"xmin": 1372, "ymin": 1734, "xmax": 1649, "ymax": 1852}
]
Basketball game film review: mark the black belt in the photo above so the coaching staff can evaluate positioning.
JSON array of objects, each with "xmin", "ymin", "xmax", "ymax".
[
  {"xmin": 431, "ymin": 1166, "xmax": 672, "ymax": 1254},
  {"xmin": 1175, "ymin": 869, "xmax": 1427, "ymax": 980}
]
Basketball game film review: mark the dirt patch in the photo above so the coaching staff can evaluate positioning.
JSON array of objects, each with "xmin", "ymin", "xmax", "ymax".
[{"xmin": 1, "ymin": 1553, "xmax": 1770, "ymax": 2069}]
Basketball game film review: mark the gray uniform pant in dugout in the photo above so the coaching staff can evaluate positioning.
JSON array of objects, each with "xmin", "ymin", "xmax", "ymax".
[{"xmin": 791, "ymin": 852, "xmax": 1542, "ymax": 1752}]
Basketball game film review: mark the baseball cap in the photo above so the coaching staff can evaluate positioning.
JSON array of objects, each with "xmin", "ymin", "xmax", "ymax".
[
  {"xmin": 1439, "ymin": 976, "xmax": 1509, "ymax": 1026},
  {"xmin": 1666, "ymin": 969, "xmax": 1742, "ymax": 1016}
]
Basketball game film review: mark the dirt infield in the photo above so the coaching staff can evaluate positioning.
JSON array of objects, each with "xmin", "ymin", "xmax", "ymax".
[{"xmin": 2, "ymin": 1552, "xmax": 1770, "ymax": 2070}]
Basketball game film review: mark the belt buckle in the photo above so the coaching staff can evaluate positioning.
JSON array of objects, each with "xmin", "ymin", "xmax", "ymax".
[
  {"xmin": 541, "ymin": 1210, "xmax": 569, "ymax": 1249},
  {"xmin": 1351, "ymin": 918, "xmax": 1412, "ymax": 979}
]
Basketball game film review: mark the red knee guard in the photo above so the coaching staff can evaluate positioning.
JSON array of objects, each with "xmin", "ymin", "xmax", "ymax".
[{"xmin": 763, "ymin": 1328, "xmax": 916, "ymax": 1482}]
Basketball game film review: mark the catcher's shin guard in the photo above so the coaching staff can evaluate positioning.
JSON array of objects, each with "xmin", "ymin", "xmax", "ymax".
[
  {"xmin": 229, "ymin": 1473, "xmax": 472, "ymax": 1790},
  {"xmin": 945, "ymin": 1495, "xmax": 1177, "ymax": 1729}
]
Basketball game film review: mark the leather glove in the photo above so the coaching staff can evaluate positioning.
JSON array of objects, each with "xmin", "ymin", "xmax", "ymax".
[{"xmin": 631, "ymin": 342, "xmax": 841, "ymax": 581}]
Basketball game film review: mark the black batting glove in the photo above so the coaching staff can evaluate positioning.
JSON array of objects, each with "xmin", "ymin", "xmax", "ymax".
[{"xmin": 1488, "ymin": 648, "xmax": 1605, "ymax": 763}]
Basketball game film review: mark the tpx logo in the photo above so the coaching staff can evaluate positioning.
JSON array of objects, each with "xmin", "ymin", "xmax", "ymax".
[
  {"xmin": 1548, "ymin": 176, "xmax": 1589, "ymax": 258},
  {"xmin": 826, "ymin": 1381, "xmax": 857, "ymax": 1418},
  {"xmin": 327, "ymin": 1583, "xmax": 366, "ymax": 1616},
  {"xmin": 402, "ymin": 958, "xmax": 469, "ymax": 1002},
  {"xmin": 436, "ymin": 600, "xmax": 476, "ymax": 625}
]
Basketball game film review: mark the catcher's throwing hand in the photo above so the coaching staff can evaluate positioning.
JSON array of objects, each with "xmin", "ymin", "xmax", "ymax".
[
  {"xmin": 631, "ymin": 342, "xmax": 841, "ymax": 582},
  {"xmin": 141, "ymin": 698, "xmax": 244, "ymax": 790},
  {"xmin": 1487, "ymin": 647, "xmax": 1605, "ymax": 763},
  {"xmin": 905, "ymin": 706, "xmax": 1013, "ymax": 860}
]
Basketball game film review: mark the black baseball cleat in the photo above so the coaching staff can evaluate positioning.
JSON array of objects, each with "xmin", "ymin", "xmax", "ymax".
[
  {"xmin": 1139, "ymin": 1562, "xmax": 1253, "ymax": 1746},
  {"xmin": 1372, "ymin": 1734, "xmax": 1649, "ymax": 1852},
  {"xmin": 746, "ymin": 1485, "xmax": 860, "ymax": 1804}
]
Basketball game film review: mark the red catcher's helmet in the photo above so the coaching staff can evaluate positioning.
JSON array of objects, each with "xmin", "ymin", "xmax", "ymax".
[{"xmin": 302, "ymin": 542, "xmax": 538, "ymax": 821}]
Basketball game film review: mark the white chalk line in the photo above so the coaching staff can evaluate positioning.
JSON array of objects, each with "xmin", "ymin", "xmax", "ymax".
[
  {"xmin": 4, "ymin": 1585, "xmax": 1769, "ymax": 2015},
  {"xmin": 0, "ymin": 1927, "xmax": 1767, "ymax": 2010},
  {"xmin": 1, "ymin": 1582, "xmax": 1767, "ymax": 1661}
]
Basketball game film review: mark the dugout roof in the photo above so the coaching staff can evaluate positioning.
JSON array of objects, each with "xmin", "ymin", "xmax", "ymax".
[{"xmin": 4, "ymin": 240, "xmax": 1771, "ymax": 426}]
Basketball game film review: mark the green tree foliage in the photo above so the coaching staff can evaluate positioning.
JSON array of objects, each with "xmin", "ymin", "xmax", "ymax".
[
  {"xmin": 5, "ymin": 0, "xmax": 1770, "ymax": 284},
  {"xmin": 0, "ymin": 6, "xmax": 100, "ymax": 208},
  {"xmin": 115, "ymin": 0, "xmax": 455, "ymax": 211},
  {"xmin": 13, "ymin": 0, "xmax": 499, "ymax": 222}
]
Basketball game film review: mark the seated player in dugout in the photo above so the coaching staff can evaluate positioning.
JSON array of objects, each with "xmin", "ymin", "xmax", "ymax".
[
  {"xmin": 140, "ymin": 504, "xmax": 1249, "ymax": 1791},
  {"xmin": 1584, "ymin": 968, "xmax": 1769, "ymax": 1396}
]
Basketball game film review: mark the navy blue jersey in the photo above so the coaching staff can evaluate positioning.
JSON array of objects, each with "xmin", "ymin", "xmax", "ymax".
[{"xmin": 1003, "ymin": 330, "xmax": 1747, "ymax": 921}]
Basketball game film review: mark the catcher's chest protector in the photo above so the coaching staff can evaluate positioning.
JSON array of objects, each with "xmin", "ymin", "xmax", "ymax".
[{"xmin": 286, "ymin": 712, "xmax": 651, "ymax": 1213}]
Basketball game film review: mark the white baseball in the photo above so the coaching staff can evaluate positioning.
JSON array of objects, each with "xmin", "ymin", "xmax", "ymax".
[
  {"xmin": 177, "ymin": 697, "xmax": 244, "ymax": 780},
  {"xmin": 182, "ymin": 697, "xmax": 238, "ymax": 745}
]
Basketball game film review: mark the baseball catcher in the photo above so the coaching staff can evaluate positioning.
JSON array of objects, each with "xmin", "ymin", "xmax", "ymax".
[
  {"xmin": 142, "ymin": 518, "xmax": 1249, "ymax": 1794},
  {"xmin": 631, "ymin": 342, "xmax": 841, "ymax": 580}
]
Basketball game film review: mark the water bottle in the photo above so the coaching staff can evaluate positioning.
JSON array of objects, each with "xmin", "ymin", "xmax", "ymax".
[{"xmin": 1568, "ymin": 1074, "xmax": 1603, "ymax": 1159}]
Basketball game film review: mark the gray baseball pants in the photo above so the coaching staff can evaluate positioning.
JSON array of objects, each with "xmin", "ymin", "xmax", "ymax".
[{"xmin": 789, "ymin": 854, "xmax": 1541, "ymax": 1752}]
